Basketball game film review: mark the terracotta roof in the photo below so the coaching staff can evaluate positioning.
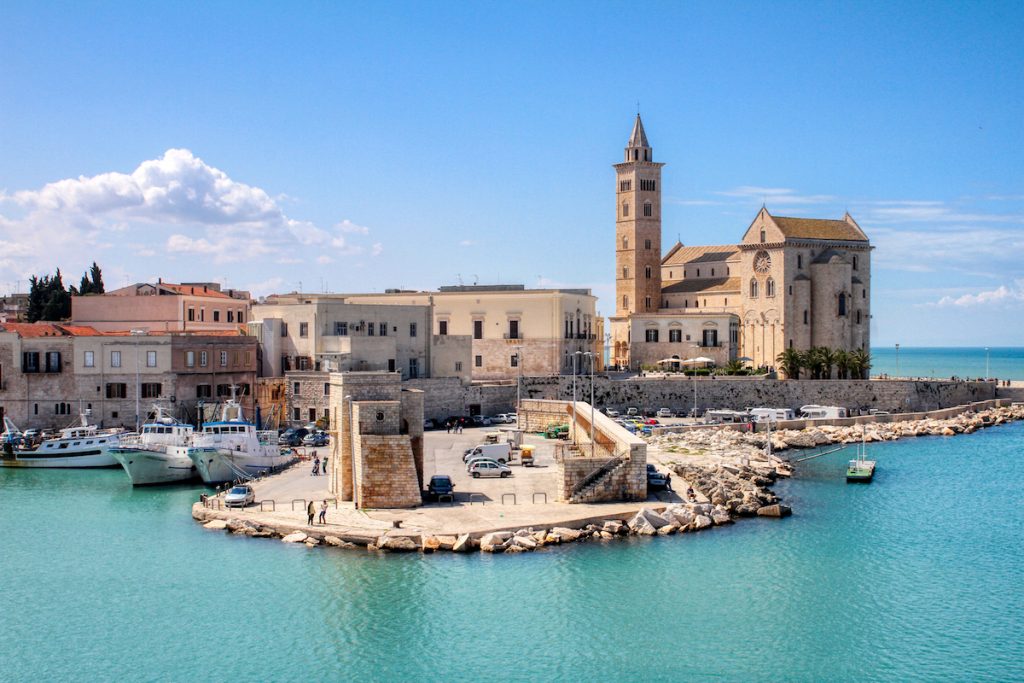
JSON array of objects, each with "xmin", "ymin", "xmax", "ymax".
[
  {"xmin": 772, "ymin": 216, "xmax": 868, "ymax": 242},
  {"xmin": 160, "ymin": 283, "xmax": 232, "ymax": 299},
  {"xmin": 661, "ymin": 245, "xmax": 739, "ymax": 267},
  {"xmin": 0, "ymin": 323, "xmax": 67, "ymax": 338},
  {"xmin": 57, "ymin": 325, "xmax": 104, "ymax": 336},
  {"xmin": 662, "ymin": 277, "xmax": 739, "ymax": 295}
]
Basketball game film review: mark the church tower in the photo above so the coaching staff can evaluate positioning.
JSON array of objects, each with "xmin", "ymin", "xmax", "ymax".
[{"xmin": 614, "ymin": 114, "xmax": 664, "ymax": 316}]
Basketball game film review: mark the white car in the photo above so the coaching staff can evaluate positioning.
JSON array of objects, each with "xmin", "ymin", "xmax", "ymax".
[
  {"xmin": 492, "ymin": 414, "xmax": 510, "ymax": 424},
  {"xmin": 606, "ymin": 410, "xmax": 620, "ymax": 418},
  {"xmin": 465, "ymin": 456, "xmax": 503, "ymax": 472},
  {"xmin": 468, "ymin": 460, "xmax": 512, "ymax": 478},
  {"xmin": 507, "ymin": 413, "xmax": 517, "ymax": 423},
  {"xmin": 224, "ymin": 484, "xmax": 255, "ymax": 508},
  {"xmin": 656, "ymin": 408, "xmax": 674, "ymax": 418}
]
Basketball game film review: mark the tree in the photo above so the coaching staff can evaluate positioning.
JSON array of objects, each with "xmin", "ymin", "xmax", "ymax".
[
  {"xmin": 78, "ymin": 262, "xmax": 105, "ymax": 295},
  {"xmin": 817, "ymin": 347, "xmax": 836, "ymax": 380},
  {"xmin": 834, "ymin": 349, "xmax": 851, "ymax": 380},
  {"xmin": 849, "ymin": 348, "xmax": 872, "ymax": 380},
  {"xmin": 26, "ymin": 268, "xmax": 75, "ymax": 321},
  {"xmin": 724, "ymin": 359, "xmax": 745, "ymax": 375},
  {"xmin": 776, "ymin": 348, "xmax": 804, "ymax": 379}
]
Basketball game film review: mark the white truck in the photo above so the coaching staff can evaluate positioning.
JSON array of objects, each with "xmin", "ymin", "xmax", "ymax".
[{"xmin": 462, "ymin": 442, "xmax": 515, "ymax": 464}]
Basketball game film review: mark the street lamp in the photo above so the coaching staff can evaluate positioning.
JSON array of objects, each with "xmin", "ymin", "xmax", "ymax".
[
  {"xmin": 895, "ymin": 343, "xmax": 900, "ymax": 380},
  {"xmin": 571, "ymin": 351, "xmax": 582, "ymax": 443},
  {"xmin": 583, "ymin": 351, "xmax": 595, "ymax": 455},
  {"xmin": 512, "ymin": 345, "xmax": 522, "ymax": 417},
  {"xmin": 130, "ymin": 329, "xmax": 146, "ymax": 431}
]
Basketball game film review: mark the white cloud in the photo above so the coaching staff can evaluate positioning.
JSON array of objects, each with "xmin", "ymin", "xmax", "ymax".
[
  {"xmin": 716, "ymin": 186, "xmax": 835, "ymax": 205},
  {"xmin": 459, "ymin": 240, "xmax": 476, "ymax": 247},
  {"xmin": 0, "ymin": 148, "xmax": 377, "ymax": 282},
  {"xmin": 934, "ymin": 280, "xmax": 1024, "ymax": 308},
  {"xmin": 371, "ymin": 243, "xmax": 383, "ymax": 256}
]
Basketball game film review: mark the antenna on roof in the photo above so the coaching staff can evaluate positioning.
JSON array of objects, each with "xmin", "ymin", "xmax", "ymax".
[
  {"xmin": 636, "ymin": 100, "xmax": 640, "ymax": 115},
  {"xmin": 472, "ymin": 274, "xmax": 479, "ymax": 285}
]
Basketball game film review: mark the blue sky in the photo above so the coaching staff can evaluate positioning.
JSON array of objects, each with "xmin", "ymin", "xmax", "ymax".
[{"xmin": 1, "ymin": 2, "xmax": 1021, "ymax": 345}]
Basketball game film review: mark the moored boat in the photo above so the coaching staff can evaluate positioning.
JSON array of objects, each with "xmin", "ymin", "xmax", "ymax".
[
  {"xmin": 846, "ymin": 428, "xmax": 876, "ymax": 483},
  {"xmin": 109, "ymin": 408, "xmax": 208, "ymax": 485},
  {"xmin": 0, "ymin": 414, "xmax": 124, "ymax": 468}
]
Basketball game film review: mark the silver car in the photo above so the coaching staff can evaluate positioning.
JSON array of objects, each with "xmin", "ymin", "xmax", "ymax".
[
  {"xmin": 468, "ymin": 460, "xmax": 511, "ymax": 478},
  {"xmin": 224, "ymin": 484, "xmax": 255, "ymax": 507}
]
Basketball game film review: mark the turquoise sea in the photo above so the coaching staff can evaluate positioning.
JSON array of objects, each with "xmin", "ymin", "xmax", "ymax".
[
  {"xmin": 2, "ymin": 423, "xmax": 1023, "ymax": 681},
  {"xmin": 870, "ymin": 346, "xmax": 1024, "ymax": 381}
]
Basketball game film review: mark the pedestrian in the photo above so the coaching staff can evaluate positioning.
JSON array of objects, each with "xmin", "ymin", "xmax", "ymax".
[
  {"xmin": 312, "ymin": 455, "xmax": 320, "ymax": 476},
  {"xmin": 665, "ymin": 472, "xmax": 673, "ymax": 492},
  {"xmin": 446, "ymin": 420, "xmax": 452, "ymax": 434},
  {"xmin": 319, "ymin": 500, "xmax": 328, "ymax": 524},
  {"xmin": 686, "ymin": 486, "xmax": 695, "ymax": 502},
  {"xmin": 306, "ymin": 500, "xmax": 315, "ymax": 525},
  {"xmin": 322, "ymin": 455, "xmax": 328, "ymax": 474}
]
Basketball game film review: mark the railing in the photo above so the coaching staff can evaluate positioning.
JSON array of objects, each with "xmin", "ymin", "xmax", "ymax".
[
  {"xmin": 503, "ymin": 333, "xmax": 524, "ymax": 340},
  {"xmin": 501, "ymin": 493, "xmax": 517, "ymax": 505},
  {"xmin": 570, "ymin": 454, "xmax": 625, "ymax": 499}
]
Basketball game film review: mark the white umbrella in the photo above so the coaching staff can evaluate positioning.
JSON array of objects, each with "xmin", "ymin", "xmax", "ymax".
[
  {"xmin": 737, "ymin": 356, "xmax": 753, "ymax": 363},
  {"xmin": 657, "ymin": 358, "xmax": 683, "ymax": 364},
  {"xmin": 682, "ymin": 356, "xmax": 714, "ymax": 365}
]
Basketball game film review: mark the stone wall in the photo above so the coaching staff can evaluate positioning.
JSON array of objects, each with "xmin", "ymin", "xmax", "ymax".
[{"xmin": 404, "ymin": 377, "xmax": 517, "ymax": 420}]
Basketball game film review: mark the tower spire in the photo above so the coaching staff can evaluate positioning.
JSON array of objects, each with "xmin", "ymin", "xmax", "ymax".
[{"xmin": 625, "ymin": 114, "xmax": 651, "ymax": 162}]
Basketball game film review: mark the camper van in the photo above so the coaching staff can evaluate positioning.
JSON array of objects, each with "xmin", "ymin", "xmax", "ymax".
[
  {"xmin": 748, "ymin": 408, "xmax": 795, "ymax": 423},
  {"xmin": 704, "ymin": 409, "xmax": 750, "ymax": 424},
  {"xmin": 799, "ymin": 405, "xmax": 848, "ymax": 419}
]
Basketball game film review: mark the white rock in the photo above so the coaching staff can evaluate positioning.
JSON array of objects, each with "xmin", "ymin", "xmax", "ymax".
[
  {"xmin": 513, "ymin": 535, "xmax": 537, "ymax": 550},
  {"xmin": 692, "ymin": 515, "xmax": 713, "ymax": 530},
  {"xmin": 282, "ymin": 531, "xmax": 308, "ymax": 543},
  {"xmin": 203, "ymin": 519, "xmax": 228, "ymax": 530}
]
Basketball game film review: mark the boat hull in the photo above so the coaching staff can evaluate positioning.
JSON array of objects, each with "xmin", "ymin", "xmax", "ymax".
[
  {"xmin": 0, "ymin": 447, "xmax": 119, "ymax": 468},
  {"xmin": 110, "ymin": 446, "xmax": 205, "ymax": 486},
  {"xmin": 190, "ymin": 448, "xmax": 294, "ymax": 486}
]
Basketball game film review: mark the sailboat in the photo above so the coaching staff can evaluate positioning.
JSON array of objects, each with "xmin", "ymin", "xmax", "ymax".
[{"xmin": 846, "ymin": 427, "xmax": 876, "ymax": 483}]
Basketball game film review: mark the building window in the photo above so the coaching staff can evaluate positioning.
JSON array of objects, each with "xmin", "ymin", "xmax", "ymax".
[
  {"xmin": 797, "ymin": 254, "xmax": 803, "ymax": 269},
  {"xmin": 473, "ymin": 320, "xmax": 483, "ymax": 340},
  {"xmin": 622, "ymin": 266, "xmax": 629, "ymax": 279},
  {"xmin": 510, "ymin": 354, "xmax": 518, "ymax": 368},
  {"xmin": 409, "ymin": 358, "xmax": 419, "ymax": 379},
  {"xmin": 324, "ymin": 383, "xmax": 330, "ymax": 395},
  {"xmin": 196, "ymin": 384, "xmax": 212, "ymax": 399},
  {"xmin": 367, "ymin": 322, "xmax": 375, "ymax": 336},
  {"xmin": 409, "ymin": 322, "xmax": 417, "ymax": 337},
  {"xmin": 750, "ymin": 279, "xmax": 759, "ymax": 298},
  {"xmin": 853, "ymin": 255, "xmax": 859, "ymax": 270},
  {"xmin": 622, "ymin": 295, "xmax": 629, "ymax": 309},
  {"xmin": 200, "ymin": 308, "xmax": 205, "ymax": 322},
  {"xmin": 508, "ymin": 320, "xmax": 519, "ymax": 340},
  {"xmin": 187, "ymin": 308, "xmax": 195, "ymax": 322},
  {"xmin": 856, "ymin": 310, "xmax": 862, "ymax": 324},
  {"xmin": 669, "ymin": 329, "xmax": 682, "ymax": 343},
  {"xmin": 146, "ymin": 350, "xmax": 157, "ymax": 367},
  {"xmin": 645, "ymin": 266, "xmax": 652, "ymax": 279},
  {"xmin": 200, "ymin": 351, "xmax": 208, "ymax": 367},
  {"xmin": 766, "ymin": 277, "xmax": 776, "ymax": 297},
  {"xmin": 619, "ymin": 179, "xmax": 632, "ymax": 192},
  {"xmin": 645, "ymin": 329, "xmax": 659, "ymax": 343},
  {"xmin": 141, "ymin": 383, "xmax": 162, "ymax": 399},
  {"xmin": 238, "ymin": 311, "xmax": 244, "ymax": 323},
  {"xmin": 474, "ymin": 355, "xmax": 482, "ymax": 368},
  {"xmin": 213, "ymin": 310, "xmax": 220, "ymax": 322},
  {"xmin": 789, "ymin": 285, "xmax": 793, "ymax": 296},
  {"xmin": 622, "ymin": 203, "xmax": 629, "ymax": 217},
  {"xmin": 281, "ymin": 323, "xmax": 288, "ymax": 337},
  {"xmin": 645, "ymin": 239, "xmax": 652, "ymax": 250},
  {"xmin": 643, "ymin": 202, "xmax": 652, "ymax": 217},
  {"xmin": 227, "ymin": 310, "xmax": 234, "ymax": 323},
  {"xmin": 697, "ymin": 269, "xmax": 701, "ymax": 277},
  {"xmin": 220, "ymin": 351, "xmax": 228, "ymax": 367},
  {"xmin": 838, "ymin": 293, "xmax": 847, "ymax": 317},
  {"xmin": 760, "ymin": 229, "xmax": 766, "ymax": 242},
  {"xmin": 186, "ymin": 351, "xmax": 195, "ymax": 367},
  {"xmin": 105, "ymin": 383, "xmax": 127, "ymax": 399},
  {"xmin": 299, "ymin": 322, "xmax": 308, "ymax": 338},
  {"xmin": 293, "ymin": 407, "xmax": 301, "ymax": 421},
  {"xmin": 379, "ymin": 322, "xmax": 388, "ymax": 337},
  {"xmin": 111, "ymin": 351, "xmax": 121, "ymax": 368},
  {"xmin": 335, "ymin": 322, "xmax": 348, "ymax": 336},
  {"xmin": 80, "ymin": 351, "xmax": 94, "ymax": 368},
  {"xmin": 439, "ymin": 320, "xmax": 448, "ymax": 336},
  {"xmin": 863, "ymin": 289, "xmax": 867, "ymax": 299},
  {"xmin": 804, "ymin": 310, "xmax": 809, "ymax": 325},
  {"xmin": 702, "ymin": 329, "xmax": 718, "ymax": 347},
  {"xmin": 455, "ymin": 361, "xmax": 463, "ymax": 372},
  {"xmin": 43, "ymin": 351, "xmax": 61, "ymax": 373},
  {"xmin": 622, "ymin": 237, "xmax": 629, "ymax": 249}
]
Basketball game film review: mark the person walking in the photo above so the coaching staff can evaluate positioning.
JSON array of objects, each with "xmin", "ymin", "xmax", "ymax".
[
  {"xmin": 322, "ymin": 455, "xmax": 328, "ymax": 475},
  {"xmin": 319, "ymin": 500, "xmax": 328, "ymax": 524},
  {"xmin": 665, "ymin": 472, "xmax": 673, "ymax": 492},
  {"xmin": 446, "ymin": 420, "xmax": 452, "ymax": 434},
  {"xmin": 306, "ymin": 500, "xmax": 315, "ymax": 525},
  {"xmin": 312, "ymin": 454, "xmax": 320, "ymax": 476}
]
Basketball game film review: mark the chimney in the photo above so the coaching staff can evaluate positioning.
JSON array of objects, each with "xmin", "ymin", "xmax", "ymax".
[{"xmin": 158, "ymin": 277, "xmax": 162, "ymax": 284}]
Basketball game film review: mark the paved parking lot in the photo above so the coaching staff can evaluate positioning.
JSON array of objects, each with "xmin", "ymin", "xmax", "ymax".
[{"xmin": 422, "ymin": 425, "xmax": 561, "ymax": 506}]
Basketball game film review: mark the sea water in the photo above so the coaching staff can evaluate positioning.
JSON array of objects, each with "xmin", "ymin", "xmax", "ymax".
[
  {"xmin": 2, "ymin": 423, "xmax": 1023, "ymax": 682},
  {"xmin": 870, "ymin": 346, "xmax": 1024, "ymax": 381}
]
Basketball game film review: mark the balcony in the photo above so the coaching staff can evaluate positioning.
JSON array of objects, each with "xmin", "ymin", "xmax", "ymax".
[{"xmin": 503, "ymin": 333, "xmax": 525, "ymax": 340}]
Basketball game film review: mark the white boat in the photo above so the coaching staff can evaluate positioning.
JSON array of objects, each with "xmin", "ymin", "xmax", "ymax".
[
  {"xmin": 0, "ymin": 414, "xmax": 124, "ymax": 468},
  {"xmin": 189, "ymin": 393, "xmax": 292, "ymax": 485},
  {"xmin": 109, "ymin": 408, "xmax": 209, "ymax": 486}
]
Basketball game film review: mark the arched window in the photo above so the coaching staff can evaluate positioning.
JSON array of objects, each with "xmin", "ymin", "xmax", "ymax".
[
  {"xmin": 766, "ymin": 277, "xmax": 775, "ymax": 297},
  {"xmin": 622, "ymin": 203, "xmax": 629, "ymax": 217},
  {"xmin": 760, "ymin": 229, "xmax": 766, "ymax": 242},
  {"xmin": 622, "ymin": 266, "xmax": 629, "ymax": 279},
  {"xmin": 644, "ymin": 265, "xmax": 652, "ymax": 279},
  {"xmin": 622, "ymin": 295, "xmax": 629, "ymax": 309},
  {"xmin": 750, "ymin": 279, "xmax": 759, "ymax": 298},
  {"xmin": 838, "ymin": 292, "xmax": 847, "ymax": 317},
  {"xmin": 856, "ymin": 310, "xmax": 862, "ymax": 324},
  {"xmin": 622, "ymin": 236, "xmax": 629, "ymax": 249}
]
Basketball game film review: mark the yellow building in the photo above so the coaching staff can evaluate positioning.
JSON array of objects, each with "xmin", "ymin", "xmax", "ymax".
[{"xmin": 610, "ymin": 115, "xmax": 872, "ymax": 371}]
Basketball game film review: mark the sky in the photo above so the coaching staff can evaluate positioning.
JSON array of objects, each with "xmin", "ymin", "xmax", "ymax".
[{"xmin": 1, "ymin": 1, "xmax": 1022, "ymax": 346}]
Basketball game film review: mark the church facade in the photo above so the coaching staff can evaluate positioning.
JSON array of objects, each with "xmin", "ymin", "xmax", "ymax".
[{"xmin": 609, "ymin": 115, "xmax": 872, "ymax": 372}]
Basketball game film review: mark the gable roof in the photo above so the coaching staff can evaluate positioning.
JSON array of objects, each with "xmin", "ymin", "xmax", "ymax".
[
  {"xmin": 771, "ymin": 215, "xmax": 868, "ymax": 242},
  {"xmin": 662, "ymin": 277, "xmax": 739, "ymax": 295},
  {"xmin": 662, "ymin": 244, "xmax": 739, "ymax": 267}
]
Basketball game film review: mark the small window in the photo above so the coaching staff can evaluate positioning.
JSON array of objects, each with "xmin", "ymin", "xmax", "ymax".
[
  {"xmin": 324, "ymin": 383, "xmax": 330, "ymax": 395},
  {"xmin": 645, "ymin": 329, "xmax": 659, "ymax": 342},
  {"xmin": 213, "ymin": 310, "xmax": 220, "ymax": 322},
  {"xmin": 187, "ymin": 308, "xmax": 195, "ymax": 322},
  {"xmin": 838, "ymin": 293, "xmax": 847, "ymax": 317},
  {"xmin": 622, "ymin": 236, "xmax": 629, "ymax": 249},
  {"xmin": 379, "ymin": 322, "xmax": 388, "ymax": 337},
  {"xmin": 226, "ymin": 310, "xmax": 233, "ymax": 323},
  {"xmin": 645, "ymin": 266, "xmax": 652, "ymax": 279},
  {"xmin": 84, "ymin": 351, "xmax": 95, "ymax": 368},
  {"xmin": 644, "ymin": 239, "xmax": 652, "ymax": 250},
  {"xmin": 622, "ymin": 295, "xmax": 629, "ymax": 309},
  {"xmin": 803, "ymin": 310, "xmax": 809, "ymax": 325},
  {"xmin": 750, "ymin": 279, "xmax": 759, "ymax": 298},
  {"xmin": 644, "ymin": 296, "xmax": 652, "ymax": 310},
  {"xmin": 622, "ymin": 266, "xmax": 630, "ymax": 279},
  {"xmin": 199, "ymin": 351, "xmax": 208, "ymax": 367},
  {"xmin": 857, "ymin": 310, "xmax": 862, "ymax": 324},
  {"xmin": 141, "ymin": 383, "xmax": 162, "ymax": 399},
  {"xmin": 473, "ymin": 320, "xmax": 483, "ymax": 340},
  {"xmin": 146, "ymin": 350, "xmax": 157, "ymax": 367},
  {"xmin": 281, "ymin": 323, "xmax": 288, "ymax": 337},
  {"xmin": 474, "ymin": 355, "xmax": 482, "ymax": 368},
  {"xmin": 669, "ymin": 329, "xmax": 682, "ymax": 343},
  {"xmin": 455, "ymin": 361, "xmax": 463, "ymax": 372},
  {"xmin": 409, "ymin": 322, "xmax": 417, "ymax": 337},
  {"xmin": 853, "ymin": 255, "xmax": 859, "ymax": 270},
  {"xmin": 766, "ymin": 278, "xmax": 776, "ymax": 297},
  {"xmin": 220, "ymin": 351, "xmax": 228, "ymax": 367},
  {"xmin": 510, "ymin": 354, "xmax": 518, "ymax": 368},
  {"xmin": 760, "ymin": 229, "xmax": 766, "ymax": 242},
  {"xmin": 643, "ymin": 202, "xmax": 652, "ymax": 217},
  {"xmin": 110, "ymin": 351, "xmax": 121, "ymax": 368},
  {"xmin": 439, "ymin": 320, "xmax": 448, "ymax": 336},
  {"xmin": 299, "ymin": 322, "xmax": 309, "ymax": 338},
  {"xmin": 367, "ymin": 322, "xmax": 375, "ymax": 336},
  {"xmin": 293, "ymin": 382, "xmax": 300, "ymax": 394},
  {"xmin": 622, "ymin": 202, "xmax": 629, "ymax": 217},
  {"xmin": 797, "ymin": 254, "xmax": 803, "ymax": 269},
  {"xmin": 186, "ymin": 351, "xmax": 195, "ymax": 367},
  {"xmin": 335, "ymin": 321, "xmax": 348, "ymax": 336}
]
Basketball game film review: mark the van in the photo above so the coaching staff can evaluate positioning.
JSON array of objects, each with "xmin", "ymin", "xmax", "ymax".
[
  {"xmin": 462, "ymin": 442, "xmax": 513, "ymax": 464},
  {"xmin": 800, "ymin": 405, "xmax": 848, "ymax": 419},
  {"xmin": 749, "ymin": 408, "xmax": 795, "ymax": 423},
  {"xmin": 626, "ymin": 407, "xmax": 639, "ymax": 416},
  {"xmin": 705, "ymin": 409, "xmax": 749, "ymax": 424}
]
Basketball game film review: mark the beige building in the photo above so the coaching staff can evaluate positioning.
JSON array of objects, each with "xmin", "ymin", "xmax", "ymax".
[
  {"xmin": 71, "ymin": 280, "xmax": 251, "ymax": 333},
  {"xmin": 610, "ymin": 115, "xmax": 871, "ymax": 371},
  {"xmin": 348, "ymin": 285, "xmax": 600, "ymax": 380}
]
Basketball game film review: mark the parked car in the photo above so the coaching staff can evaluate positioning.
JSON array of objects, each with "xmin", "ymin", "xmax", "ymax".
[
  {"xmin": 645, "ymin": 418, "xmax": 660, "ymax": 426},
  {"xmin": 278, "ymin": 427, "xmax": 310, "ymax": 447},
  {"xmin": 491, "ymin": 414, "xmax": 510, "ymax": 424},
  {"xmin": 646, "ymin": 464, "xmax": 668, "ymax": 490},
  {"xmin": 606, "ymin": 409, "xmax": 620, "ymax": 418},
  {"xmin": 469, "ymin": 460, "xmax": 512, "ymax": 478},
  {"xmin": 656, "ymin": 408, "xmax": 674, "ymax": 418},
  {"xmin": 423, "ymin": 418, "xmax": 440, "ymax": 430},
  {"xmin": 626, "ymin": 407, "xmax": 639, "ymax": 416},
  {"xmin": 425, "ymin": 475, "xmax": 455, "ymax": 500},
  {"xmin": 470, "ymin": 415, "xmax": 492, "ymax": 427},
  {"xmin": 465, "ymin": 456, "xmax": 503, "ymax": 472},
  {"xmin": 224, "ymin": 484, "xmax": 255, "ymax": 507},
  {"xmin": 303, "ymin": 431, "xmax": 329, "ymax": 447},
  {"xmin": 507, "ymin": 413, "xmax": 517, "ymax": 423}
]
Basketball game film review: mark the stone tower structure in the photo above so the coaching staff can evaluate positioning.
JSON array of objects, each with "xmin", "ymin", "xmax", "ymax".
[{"xmin": 614, "ymin": 114, "xmax": 664, "ymax": 317}]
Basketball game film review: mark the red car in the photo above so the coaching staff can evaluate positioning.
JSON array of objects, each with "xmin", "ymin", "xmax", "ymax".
[{"xmin": 645, "ymin": 418, "xmax": 660, "ymax": 425}]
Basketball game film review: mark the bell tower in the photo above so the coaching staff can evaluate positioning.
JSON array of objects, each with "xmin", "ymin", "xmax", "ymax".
[{"xmin": 614, "ymin": 114, "xmax": 664, "ymax": 317}]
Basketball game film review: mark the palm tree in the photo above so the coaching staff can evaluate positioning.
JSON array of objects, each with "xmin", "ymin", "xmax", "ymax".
[
  {"xmin": 776, "ymin": 348, "xmax": 803, "ymax": 379},
  {"xmin": 849, "ymin": 348, "xmax": 872, "ymax": 379},
  {"xmin": 724, "ymin": 359, "xmax": 745, "ymax": 375},
  {"xmin": 804, "ymin": 347, "xmax": 825, "ymax": 379},
  {"xmin": 818, "ymin": 346, "xmax": 836, "ymax": 380},
  {"xmin": 834, "ymin": 349, "xmax": 850, "ymax": 380}
]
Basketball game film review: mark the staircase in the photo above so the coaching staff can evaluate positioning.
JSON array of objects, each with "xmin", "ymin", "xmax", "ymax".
[{"xmin": 568, "ymin": 454, "xmax": 628, "ymax": 504}]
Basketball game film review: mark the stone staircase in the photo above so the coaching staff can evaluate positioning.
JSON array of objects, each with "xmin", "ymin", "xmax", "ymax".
[{"xmin": 568, "ymin": 455, "xmax": 629, "ymax": 504}]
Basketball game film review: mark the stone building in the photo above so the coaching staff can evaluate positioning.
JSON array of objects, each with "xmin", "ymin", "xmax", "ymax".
[
  {"xmin": 609, "ymin": 115, "xmax": 872, "ymax": 371},
  {"xmin": 71, "ymin": 280, "xmax": 251, "ymax": 333},
  {"xmin": 348, "ymin": 285, "xmax": 600, "ymax": 380},
  {"xmin": 0, "ymin": 323, "xmax": 256, "ymax": 430}
]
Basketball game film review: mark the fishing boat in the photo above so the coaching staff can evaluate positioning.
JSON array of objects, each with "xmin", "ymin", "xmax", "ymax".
[
  {"xmin": 846, "ymin": 429, "xmax": 876, "ymax": 483},
  {"xmin": 0, "ymin": 413, "xmax": 124, "ymax": 468},
  {"xmin": 109, "ymin": 407, "xmax": 210, "ymax": 486},
  {"xmin": 189, "ymin": 390, "xmax": 293, "ymax": 485}
]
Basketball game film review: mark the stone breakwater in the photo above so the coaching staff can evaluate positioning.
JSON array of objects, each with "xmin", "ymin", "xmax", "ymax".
[
  {"xmin": 191, "ymin": 462, "xmax": 788, "ymax": 555},
  {"xmin": 648, "ymin": 403, "xmax": 1024, "ymax": 460}
]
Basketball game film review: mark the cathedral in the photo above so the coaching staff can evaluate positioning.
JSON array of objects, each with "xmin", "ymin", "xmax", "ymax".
[{"xmin": 609, "ymin": 115, "xmax": 872, "ymax": 371}]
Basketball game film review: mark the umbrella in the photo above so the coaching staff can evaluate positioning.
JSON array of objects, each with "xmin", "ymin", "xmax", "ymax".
[
  {"xmin": 736, "ymin": 356, "xmax": 753, "ymax": 363},
  {"xmin": 656, "ymin": 358, "xmax": 683, "ymax": 364},
  {"xmin": 682, "ymin": 356, "xmax": 714, "ymax": 365}
]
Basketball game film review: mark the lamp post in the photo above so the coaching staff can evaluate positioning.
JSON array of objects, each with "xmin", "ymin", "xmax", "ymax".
[
  {"xmin": 895, "ymin": 343, "xmax": 900, "ymax": 380},
  {"xmin": 584, "ymin": 351, "xmax": 595, "ymax": 456},
  {"xmin": 512, "ymin": 345, "xmax": 522, "ymax": 417},
  {"xmin": 571, "ymin": 351, "xmax": 582, "ymax": 443},
  {"xmin": 130, "ymin": 329, "xmax": 146, "ymax": 431},
  {"xmin": 345, "ymin": 394, "xmax": 357, "ymax": 509}
]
